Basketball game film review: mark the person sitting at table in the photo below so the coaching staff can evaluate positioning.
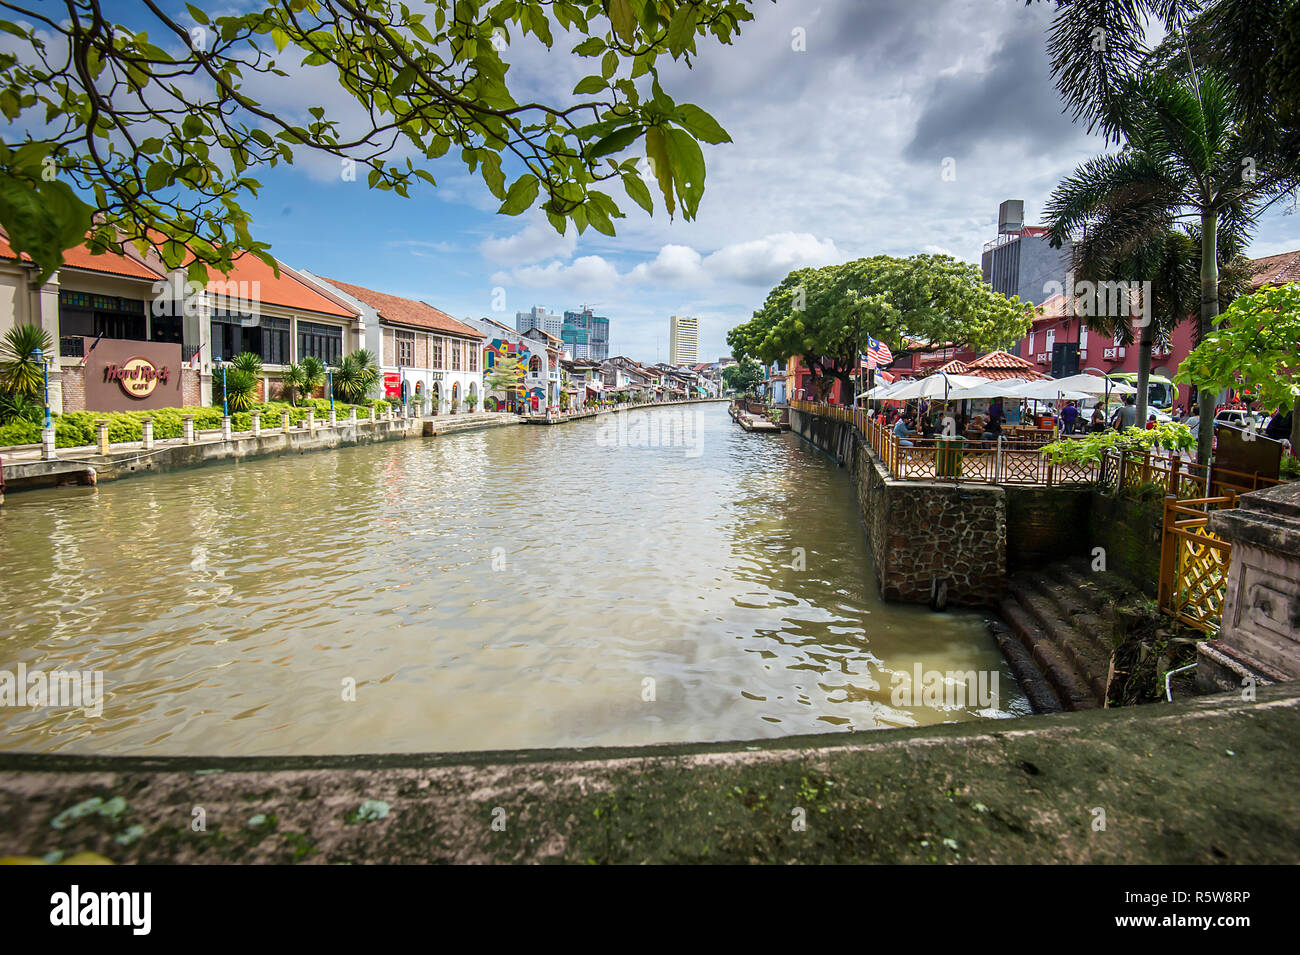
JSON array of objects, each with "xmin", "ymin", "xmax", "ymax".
[
  {"xmin": 893, "ymin": 413, "xmax": 918, "ymax": 447},
  {"xmin": 980, "ymin": 416, "xmax": 1002, "ymax": 444},
  {"xmin": 1089, "ymin": 406, "xmax": 1107, "ymax": 433}
]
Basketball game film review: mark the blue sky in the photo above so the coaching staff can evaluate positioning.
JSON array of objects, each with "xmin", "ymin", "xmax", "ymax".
[{"xmin": 52, "ymin": 2, "xmax": 1300, "ymax": 362}]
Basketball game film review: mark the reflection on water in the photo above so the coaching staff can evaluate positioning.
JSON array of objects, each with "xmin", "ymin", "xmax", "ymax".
[{"xmin": 0, "ymin": 404, "xmax": 1027, "ymax": 755}]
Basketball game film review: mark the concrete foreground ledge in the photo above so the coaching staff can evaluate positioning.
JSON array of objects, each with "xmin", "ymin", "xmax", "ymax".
[{"xmin": 1, "ymin": 684, "xmax": 1297, "ymax": 864}]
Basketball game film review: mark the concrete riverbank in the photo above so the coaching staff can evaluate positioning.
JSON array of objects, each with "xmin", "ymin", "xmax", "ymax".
[
  {"xmin": 1, "ymin": 683, "xmax": 1295, "ymax": 864},
  {"xmin": 0, "ymin": 398, "xmax": 729, "ymax": 500}
]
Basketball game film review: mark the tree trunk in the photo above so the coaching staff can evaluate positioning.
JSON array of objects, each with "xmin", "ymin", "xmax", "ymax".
[
  {"xmin": 1136, "ymin": 316, "xmax": 1153, "ymax": 427},
  {"xmin": 1197, "ymin": 208, "xmax": 1219, "ymax": 466}
]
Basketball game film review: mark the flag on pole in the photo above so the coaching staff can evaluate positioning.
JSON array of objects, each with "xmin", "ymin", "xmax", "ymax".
[{"xmin": 865, "ymin": 336, "xmax": 893, "ymax": 366}]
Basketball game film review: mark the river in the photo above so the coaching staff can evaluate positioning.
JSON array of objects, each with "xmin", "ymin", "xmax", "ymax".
[{"xmin": 0, "ymin": 402, "xmax": 1027, "ymax": 755}]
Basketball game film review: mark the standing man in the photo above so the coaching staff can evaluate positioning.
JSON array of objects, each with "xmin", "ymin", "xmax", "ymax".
[
  {"xmin": 1111, "ymin": 395, "xmax": 1138, "ymax": 431},
  {"xmin": 1061, "ymin": 400, "xmax": 1080, "ymax": 435}
]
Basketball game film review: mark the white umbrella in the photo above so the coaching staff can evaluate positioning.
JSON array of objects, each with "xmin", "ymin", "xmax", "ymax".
[
  {"xmin": 886, "ymin": 372, "xmax": 988, "ymax": 401},
  {"xmin": 1048, "ymin": 373, "xmax": 1137, "ymax": 395},
  {"xmin": 1005, "ymin": 378, "xmax": 1091, "ymax": 401},
  {"xmin": 953, "ymin": 378, "xmax": 1035, "ymax": 399}
]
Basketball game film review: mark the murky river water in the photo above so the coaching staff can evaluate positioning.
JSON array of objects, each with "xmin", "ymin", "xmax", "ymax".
[{"xmin": 0, "ymin": 403, "xmax": 1026, "ymax": 755}]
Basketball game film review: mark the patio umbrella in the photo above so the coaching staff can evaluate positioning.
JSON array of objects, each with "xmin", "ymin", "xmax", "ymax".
[
  {"xmin": 886, "ymin": 372, "xmax": 988, "ymax": 401},
  {"xmin": 1047, "ymin": 373, "xmax": 1137, "ymax": 396},
  {"xmin": 1003, "ymin": 379, "xmax": 1091, "ymax": 401}
]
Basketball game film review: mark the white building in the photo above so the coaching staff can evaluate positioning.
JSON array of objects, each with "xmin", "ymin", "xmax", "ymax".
[
  {"xmin": 668, "ymin": 314, "xmax": 699, "ymax": 366},
  {"xmin": 304, "ymin": 274, "xmax": 483, "ymax": 414}
]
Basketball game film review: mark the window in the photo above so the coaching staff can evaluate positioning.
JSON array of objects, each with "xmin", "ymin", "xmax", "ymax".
[
  {"xmin": 432, "ymin": 337, "xmax": 444, "ymax": 369},
  {"xmin": 450, "ymin": 340, "xmax": 461, "ymax": 370},
  {"xmin": 468, "ymin": 342, "xmax": 478, "ymax": 372},
  {"xmin": 211, "ymin": 314, "xmax": 290, "ymax": 364},
  {"xmin": 395, "ymin": 330, "xmax": 415, "ymax": 366},
  {"xmin": 298, "ymin": 321, "xmax": 343, "ymax": 364},
  {"xmin": 59, "ymin": 290, "xmax": 147, "ymax": 341}
]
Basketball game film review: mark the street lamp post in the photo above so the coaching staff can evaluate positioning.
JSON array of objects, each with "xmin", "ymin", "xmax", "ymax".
[
  {"xmin": 216, "ymin": 357, "xmax": 228, "ymax": 417},
  {"xmin": 326, "ymin": 365, "xmax": 334, "ymax": 417},
  {"xmin": 34, "ymin": 347, "xmax": 50, "ymax": 430}
]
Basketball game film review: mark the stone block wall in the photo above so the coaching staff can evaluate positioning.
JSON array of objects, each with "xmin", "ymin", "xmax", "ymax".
[
  {"xmin": 1088, "ymin": 489, "xmax": 1163, "ymax": 596},
  {"xmin": 1006, "ymin": 486, "xmax": 1092, "ymax": 570},
  {"xmin": 791, "ymin": 408, "xmax": 1005, "ymax": 608}
]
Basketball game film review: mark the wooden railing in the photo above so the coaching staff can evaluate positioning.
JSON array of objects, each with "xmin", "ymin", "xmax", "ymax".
[
  {"xmin": 791, "ymin": 399, "xmax": 1285, "ymax": 496},
  {"xmin": 1158, "ymin": 496, "xmax": 1237, "ymax": 633},
  {"xmin": 789, "ymin": 399, "xmax": 1094, "ymax": 486}
]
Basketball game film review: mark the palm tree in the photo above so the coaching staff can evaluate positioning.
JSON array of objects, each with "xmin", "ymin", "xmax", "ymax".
[
  {"xmin": 330, "ymin": 350, "xmax": 378, "ymax": 404},
  {"xmin": 0, "ymin": 324, "xmax": 53, "ymax": 399},
  {"xmin": 282, "ymin": 361, "xmax": 308, "ymax": 406},
  {"xmin": 1043, "ymin": 67, "xmax": 1298, "ymax": 462},
  {"xmin": 1043, "ymin": 0, "xmax": 1300, "ymax": 462}
]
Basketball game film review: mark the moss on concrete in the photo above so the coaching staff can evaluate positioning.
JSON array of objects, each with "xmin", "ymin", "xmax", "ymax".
[{"xmin": 2, "ymin": 684, "xmax": 1297, "ymax": 864}]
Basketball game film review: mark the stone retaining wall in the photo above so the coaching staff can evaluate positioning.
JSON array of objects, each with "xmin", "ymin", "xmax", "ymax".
[{"xmin": 790, "ymin": 408, "xmax": 1005, "ymax": 607}]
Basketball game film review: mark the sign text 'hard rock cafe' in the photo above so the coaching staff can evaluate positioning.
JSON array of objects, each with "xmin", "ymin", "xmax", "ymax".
[{"xmin": 103, "ymin": 357, "xmax": 170, "ymax": 399}]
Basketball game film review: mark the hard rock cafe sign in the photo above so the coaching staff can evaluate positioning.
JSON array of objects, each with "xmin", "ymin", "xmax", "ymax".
[{"xmin": 103, "ymin": 357, "xmax": 170, "ymax": 399}]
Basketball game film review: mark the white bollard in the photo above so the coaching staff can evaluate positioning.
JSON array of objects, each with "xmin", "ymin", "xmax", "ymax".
[
  {"xmin": 42, "ymin": 427, "xmax": 56, "ymax": 460},
  {"xmin": 142, "ymin": 418, "xmax": 154, "ymax": 451},
  {"xmin": 221, "ymin": 415, "xmax": 232, "ymax": 442},
  {"xmin": 96, "ymin": 420, "xmax": 110, "ymax": 456},
  {"xmin": 251, "ymin": 412, "xmax": 261, "ymax": 437},
  {"xmin": 282, "ymin": 411, "xmax": 291, "ymax": 434},
  {"xmin": 183, "ymin": 415, "xmax": 195, "ymax": 445},
  {"xmin": 306, "ymin": 409, "xmax": 315, "ymax": 433}
]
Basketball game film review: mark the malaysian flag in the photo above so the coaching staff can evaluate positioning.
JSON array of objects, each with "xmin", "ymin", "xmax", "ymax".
[{"xmin": 863, "ymin": 336, "xmax": 892, "ymax": 367}]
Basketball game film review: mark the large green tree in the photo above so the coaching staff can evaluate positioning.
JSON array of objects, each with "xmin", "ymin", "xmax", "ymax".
[
  {"xmin": 727, "ymin": 254, "xmax": 1031, "ymax": 403},
  {"xmin": 1037, "ymin": 0, "xmax": 1300, "ymax": 464},
  {"xmin": 0, "ymin": 0, "xmax": 753, "ymax": 280},
  {"xmin": 1177, "ymin": 282, "xmax": 1300, "ymax": 453}
]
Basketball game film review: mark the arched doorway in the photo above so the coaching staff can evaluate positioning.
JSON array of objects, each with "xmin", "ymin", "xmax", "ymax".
[
  {"xmin": 432, "ymin": 382, "xmax": 442, "ymax": 415},
  {"xmin": 468, "ymin": 381, "xmax": 478, "ymax": 413},
  {"xmin": 451, "ymin": 381, "xmax": 460, "ymax": 414}
]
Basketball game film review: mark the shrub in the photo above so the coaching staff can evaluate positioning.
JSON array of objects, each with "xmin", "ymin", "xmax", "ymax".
[{"xmin": 0, "ymin": 418, "xmax": 40, "ymax": 446}]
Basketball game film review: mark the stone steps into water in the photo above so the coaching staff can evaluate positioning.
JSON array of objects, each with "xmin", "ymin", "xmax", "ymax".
[
  {"xmin": 990, "ymin": 559, "xmax": 1145, "ymax": 712},
  {"xmin": 997, "ymin": 598, "xmax": 1100, "ymax": 710}
]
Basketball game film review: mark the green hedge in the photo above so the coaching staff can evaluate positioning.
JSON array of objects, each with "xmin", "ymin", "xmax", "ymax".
[{"xmin": 0, "ymin": 399, "xmax": 393, "ymax": 450}]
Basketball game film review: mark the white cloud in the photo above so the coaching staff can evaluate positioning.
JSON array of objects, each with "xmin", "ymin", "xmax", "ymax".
[
  {"xmin": 702, "ymin": 232, "xmax": 845, "ymax": 285},
  {"xmin": 480, "ymin": 220, "xmax": 578, "ymax": 265},
  {"xmin": 495, "ymin": 254, "xmax": 621, "ymax": 293},
  {"xmin": 627, "ymin": 244, "xmax": 705, "ymax": 285}
]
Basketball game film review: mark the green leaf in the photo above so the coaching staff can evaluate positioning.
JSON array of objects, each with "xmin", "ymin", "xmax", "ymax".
[
  {"xmin": 664, "ymin": 127, "xmax": 705, "ymax": 216},
  {"xmin": 609, "ymin": 0, "xmax": 636, "ymax": 44},
  {"xmin": 186, "ymin": 4, "xmax": 209, "ymax": 25},
  {"xmin": 644, "ymin": 125, "xmax": 674, "ymax": 217},
  {"xmin": 589, "ymin": 124, "xmax": 642, "ymax": 158},
  {"xmin": 271, "ymin": 27, "xmax": 290, "ymax": 53},
  {"xmin": 498, "ymin": 173, "xmax": 539, "ymax": 215},
  {"xmin": 621, "ymin": 172, "xmax": 653, "ymax": 214},
  {"xmin": 585, "ymin": 199, "xmax": 616, "ymax": 236},
  {"xmin": 666, "ymin": 5, "xmax": 698, "ymax": 58},
  {"xmin": 675, "ymin": 103, "xmax": 731, "ymax": 144},
  {"xmin": 572, "ymin": 75, "xmax": 606, "ymax": 96}
]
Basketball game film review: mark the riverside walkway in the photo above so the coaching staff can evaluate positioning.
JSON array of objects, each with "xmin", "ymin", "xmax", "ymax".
[{"xmin": 2, "ymin": 683, "xmax": 1296, "ymax": 864}]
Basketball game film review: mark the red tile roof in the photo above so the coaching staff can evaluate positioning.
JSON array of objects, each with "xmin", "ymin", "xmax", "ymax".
[
  {"xmin": 967, "ymin": 349, "xmax": 1036, "ymax": 370},
  {"xmin": 206, "ymin": 256, "xmax": 355, "ymax": 319},
  {"xmin": 928, "ymin": 359, "xmax": 971, "ymax": 375},
  {"xmin": 0, "ymin": 230, "xmax": 164, "ymax": 281},
  {"xmin": 965, "ymin": 349, "xmax": 1047, "ymax": 380},
  {"xmin": 321, "ymin": 277, "xmax": 481, "ymax": 338},
  {"xmin": 1248, "ymin": 249, "xmax": 1300, "ymax": 290}
]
